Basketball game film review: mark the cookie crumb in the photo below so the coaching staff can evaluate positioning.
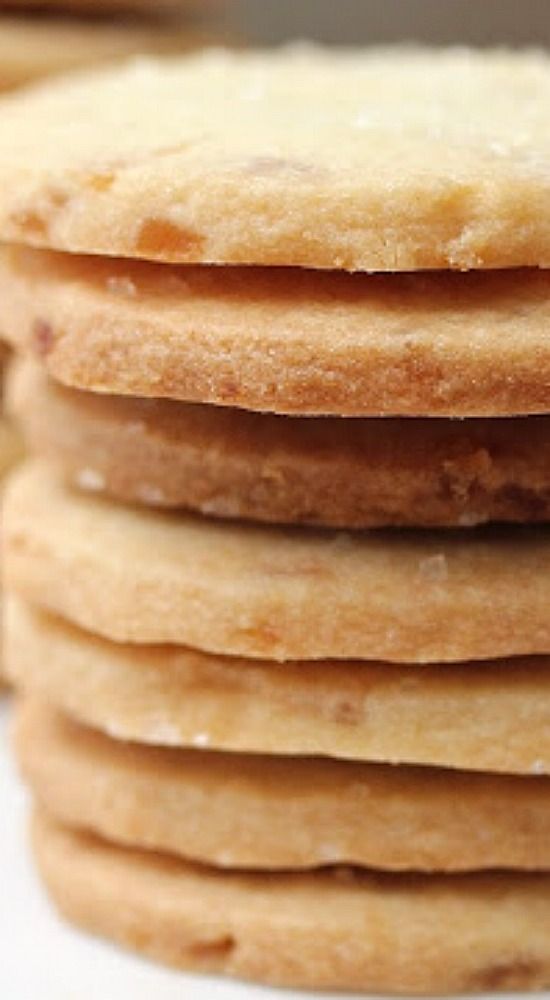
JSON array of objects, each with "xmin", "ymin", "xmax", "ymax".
[
  {"xmin": 318, "ymin": 843, "xmax": 340, "ymax": 862},
  {"xmin": 145, "ymin": 721, "xmax": 182, "ymax": 745},
  {"xmin": 200, "ymin": 495, "xmax": 242, "ymax": 518},
  {"xmin": 136, "ymin": 483, "xmax": 165, "ymax": 505},
  {"xmin": 76, "ymin": 468, "xmax": 105, "ymax": 492},
  {"xmin": 106, "ymin": 275, "xmax": 137, "ymax": 298},
  {"xmin": 458, "ymin": 511, "xmax": 482, "ymax": 526},
  {"xmin": 192, "ymin": 732, "xmax": 210, "ymax": 748},
  {"xmin": 418, "ymin": 553, "xmax": 448, "ymax": 583}
]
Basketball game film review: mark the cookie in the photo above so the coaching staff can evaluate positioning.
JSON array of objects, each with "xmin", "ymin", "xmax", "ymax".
[
  {"xmin": 0, "ymin": 49, "xmax": 550, "ymax": 271},
  {"xmin": 0, "ymin": 16, "xmax": 220, "ymax": 90},
  {"xmin": 5, "ymin": 249, "xmax": 550, "ymax": 417},
  {"xmin": 12, "ymin": 360, "xmax": 550, "ymax": 529},
  {"xmin": 7, "ymin": 599, "xmax": 550, "ymax": 775},
  {"xmin": 17, "ymin": 699, "xmax": 550, "ymax": 872},
  {"xmin": 6, "ymin": 461, "xmax": 550, "ymax": 663},
  {"xmin": 32, "ymin": 809, "xmax": 550, "ymax": 994}
]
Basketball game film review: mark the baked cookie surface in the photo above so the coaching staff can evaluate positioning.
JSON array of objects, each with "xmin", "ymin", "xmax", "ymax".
[
  {"xmin": 7, "ymin": 599, "xmax": 550, "ymax": 774},
  {"xmin": 17, "ymin": 699, "xmax": 550, "ymax": 871},
  {"xmin": 7, "ymin": 461, "xmax": 550, "ymax": 662},
  {"xmin": 5, "ymin": 250, "xmax": 550, "ymax": 416},
  {"xmin": 32, "ymin": 810, "xmax": 550, "ymax": 994},
  {"xmin": 12, "ymin": 361, "xmax": 550, "ymax": 528},
  {"xmin": 0, "ymin": 49, "xmax": 549, "ymax": 269}
]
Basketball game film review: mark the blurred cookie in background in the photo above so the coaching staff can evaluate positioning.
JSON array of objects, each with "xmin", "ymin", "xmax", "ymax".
[
  {"xmin": 0, "ymin": 1, "xmax": 229, "ymax": 91},
  {"xmin": 0, "ymin": 14, "xmax": 226, "ymax": 90},
  {"xmin": 1, "ymin": 0, "xmax": 208, "ymax": 12},
  {"xmin": 0, "ymin": 0, "xmax": 227, "ymax": 685}
]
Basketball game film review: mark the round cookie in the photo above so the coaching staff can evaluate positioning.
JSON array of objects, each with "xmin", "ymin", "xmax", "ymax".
[
  {"xmin": 32, "ymin": 810, "xmax": 550, "ymax": 994},
  {"xmin": 5, "ymin": 249, "xmax": 550, "ymax": 417},
  {"xmin": 17, "ymin": 699, "xmax": 550, "ymax": 872},
  {"xmin": 0, "ymin": 49, "xmax": 550, "ymax": 271},
  {"xmin": 11, "ymin": 360, "xmax": 550, "ymax": 528},
  {"xmin": 0, "ymin": 16, "xmax": 220, "ymax": 91},
  {"xmin": 6, "ymin": 461, "xmax": 550, "ymax": 663},
  {"xmin": 7, "ymin": 599, "xmax": 550, "ymax": 775}
]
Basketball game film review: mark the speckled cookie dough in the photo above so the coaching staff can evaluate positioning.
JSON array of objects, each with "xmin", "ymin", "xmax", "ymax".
[
  {"xmin": 11, "ymin": 360, "xmax": 550, "ymax": 528},
  {"xmin": 7, "ymin": 599, "xmax": 550, "ymax": 776},
  {"xmin": 0, "ymin": 49, "xmax": 549, "ymax": 271},
  {"xmin": 17, "ymin": 698, "xmax": 550, "ymax": 871},
  {"xmin": 6, "ymin": 462, "xmax": 550, "ymax": 663},
  {"xmin": 33, "ymin": 810, "xmax": 550, "ymax": 994},
  {"xmin": 4, "ymin": 247, "xmax": 550, "ymax": 416}
]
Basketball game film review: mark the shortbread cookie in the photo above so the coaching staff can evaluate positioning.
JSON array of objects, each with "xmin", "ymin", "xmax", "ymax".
[
  {"xmin": 17, "ymin": 699, "xmax": 550, "ymax": 872},
  {"xmin": 0, "ymin": 49, "xmax": 550, "ymax": 271},
  {"xmin": 33, "ymin": 810, "xmax": 550, "ymax": 994},
  {"xmin": 7, "ymin": 600, "xmax": 550, "ymax": 774},
  {"xmin": 6, "ymin": 462, "xmax": 550, "ymax": 663},
  {"xmin": 5, "ymin": 251, "xmax": 550, "ymax": 417},
  {"xmin": 12, "ymin": 360, "xmax": 550, "ymax": 528},
  {"xmin": 0, "ymin": 16, "xmax": 219, "ymax": 90}
]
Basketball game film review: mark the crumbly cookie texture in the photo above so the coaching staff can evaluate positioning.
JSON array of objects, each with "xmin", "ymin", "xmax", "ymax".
[
  {"xmin": 0, "ymin": 49, "xmax": 550, "ymax": 270},
  {"xmin": 6, "ymin": 462, "xmax": 550, "ymax": 663},
  {"xmin": 12, "ymin": 360, "xmax": 550, "ymax": 529},
  {"xmin": 0, "ymin": 17, "xmax": 217, "ymax": 91},
  {"xmin": 32, "ymin": 810, "xmax": 550, "ymax": 994},
  {"xmin": 4, "ymin": 248, "xmax": 550, "ymax": 417},
  {"xmin": 7, "ymin": 599, "xmax": 550, "ymax": 775},
  {"xmin": 17, "ymin": 699, "xmax": 550, "ymax": 872}
]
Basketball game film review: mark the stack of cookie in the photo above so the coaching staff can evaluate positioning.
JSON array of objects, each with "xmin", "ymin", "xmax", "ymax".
[
  {"xmin": 2, "ymin": 48, "xmax": 550, "ymax": 994},
  {"xmin": 0, "ymin": 0, "xmax": 225, "ymax": 91},
  {"xmin": 0, "ymin": 0, "xmax": 219, "ymax": 644}
]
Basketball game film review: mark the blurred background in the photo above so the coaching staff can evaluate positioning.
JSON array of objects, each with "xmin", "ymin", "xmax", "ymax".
[
  {"xmin": 229, "ymin": 0, "xmax": 550, "ymax": 47},
  {"xmin": 0, "ymin": 0, "xmax": 548, "ymax": 93}
]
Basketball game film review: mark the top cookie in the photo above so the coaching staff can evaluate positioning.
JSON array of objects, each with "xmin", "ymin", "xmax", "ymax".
[{"xmin": 0, "ymin": 47, "xmax": 549, "ymax": 269}]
